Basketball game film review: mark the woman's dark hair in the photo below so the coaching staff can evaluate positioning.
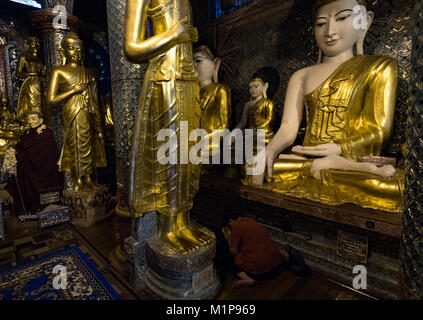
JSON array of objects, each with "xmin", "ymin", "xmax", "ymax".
[{"xmin": 223, "ymin": 207, "xmax": 241, "ymax": 228}]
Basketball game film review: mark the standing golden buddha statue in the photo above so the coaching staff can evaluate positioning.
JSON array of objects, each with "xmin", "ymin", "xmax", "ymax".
[
  {"xmin": 235, "ymin": 67, "xmax": 280, "ymax": 146},
  {"xmin": 124, "ymin": 0, "xmax": 214, "ymax": 254},
  {"xmin": 250, "ymin": 0, "xmax": 403, "ymax": 213},
  {"xmin": 47, "ymin": 32, "xmax": 107, "ymax": 192},
  {"xmin": 193, "ymin": 44, "xmax": 231, "ymax": 159},
  {"xmin": 17, "ymin": 37, "xmax": 48, "ymax": 125}
]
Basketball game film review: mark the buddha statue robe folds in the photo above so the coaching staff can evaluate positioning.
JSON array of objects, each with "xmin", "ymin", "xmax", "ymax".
[
  {"xmin": 247, "ymin": 97, "xmax": 275, "ymax": 145},
  {"xmin": 125, "ymin": 0, "xmax": 213, "ymax": 254},
  {"xmin": 47, "ymin": 33, "xmax": 107, "ymax": 191},
  {"xmin": 58, "ymin": 67, "xmax": 106, "ymax": 177},
  {"xmin": 247, "ymin": 55, "xmax": 403, "ymax": 212},
  {"xmin": 199, "ymin": 83, "xmax": 231, "ymax": 155},
  {"xmin": 128, "ymin": 0, "xmax": 201, "ymax": 217}
]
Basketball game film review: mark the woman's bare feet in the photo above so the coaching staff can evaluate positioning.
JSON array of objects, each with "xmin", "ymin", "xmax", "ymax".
[
  {"xmin": 233, "ymin": 279, "xmax": 255, "ymax": 288},
  {"xmin": 233, "ymin": 272, "xmax": 255, "ymax": 288}
]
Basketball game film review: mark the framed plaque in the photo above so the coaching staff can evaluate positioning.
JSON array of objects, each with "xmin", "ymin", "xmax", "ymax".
[{"xmin": 337, "ymin": 230, "xmax": 368, "ymax": 264}]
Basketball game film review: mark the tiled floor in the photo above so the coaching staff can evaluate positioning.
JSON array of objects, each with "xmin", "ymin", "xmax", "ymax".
[
  {"xmin": 0, "ymin": 219, "xmax": 140, "ymax": 300},
  {"xmin": 2, "ymin": 214, "xmax": 372, "ymax": 300}
]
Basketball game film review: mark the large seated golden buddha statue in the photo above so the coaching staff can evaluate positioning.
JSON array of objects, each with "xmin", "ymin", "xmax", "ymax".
[{"xmin": 248, "ymin": 0, "xmax": 404, "ymax": 213}]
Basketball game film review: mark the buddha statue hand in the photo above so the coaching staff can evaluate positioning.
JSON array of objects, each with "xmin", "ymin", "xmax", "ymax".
[
  {"xmin": 292, "ymin": 143, "xmax": 341, "ymax": 157},
  {"xmin": 73, "ymin": 82, "xmax": 88, "ymax": 94},
  {"xmin": 310, "ymin": 154, "xmax": 396, "ymax": 180},
  {"xmin": 98, "ymin": 132, "xmax": 104, "ymax": 144},
  {"xmin": 171, "ymin": 17, "xmax": 198, "ymax": 45},
  {"xmin": 250, "ymin": 147, "xmax": 277, "ymax": 185}
]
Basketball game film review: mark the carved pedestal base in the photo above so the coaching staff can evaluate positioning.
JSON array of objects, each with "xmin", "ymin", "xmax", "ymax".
[
  {"xmin": 125, "ymin": 211, "xmax": 158, "ymax": 290},
  {"xmin": 145, "ymin": 225, "xmax": 221, "ymax": 300},
  {"xmin": 62, "ymin": 186, "xmax": 112, "ymax": 227}
]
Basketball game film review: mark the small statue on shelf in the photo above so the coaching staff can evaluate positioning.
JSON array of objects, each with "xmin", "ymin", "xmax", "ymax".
[
  {"xmin": 193, "ymin": 44, "xmax": 231, "ymax": 165},
  {"xmin": 16, "ymin": 36, "xmax": 48, "ymax": 124},
  {"xmin": 249, "ymin": 0, "xmax": 403, "ymax": 213},
  {"xmin": 47, "ymin": 32, "xmax": 107, "ymax": 192},
  {"xmin": 234, "ymin": 67, "xmax": 280, "ymax": 146}
]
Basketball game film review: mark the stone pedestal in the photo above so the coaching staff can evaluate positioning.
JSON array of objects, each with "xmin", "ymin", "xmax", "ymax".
[
  {"xmin": 62, "ymin": 186, "xmax": 112, "ymax": 227},
  {"xmin": 124, "ymin": 211, "xmax": 221, "ymax": 299},
  {"xmin": 125, "ymin": 211, "xmax": 158, "ymax": 290},
  {"xmin": 145, "ymin": 225, "xmax": 221, "ymax": 300}
]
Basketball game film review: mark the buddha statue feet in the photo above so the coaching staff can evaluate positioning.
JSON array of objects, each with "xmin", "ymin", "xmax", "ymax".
[
  {"xmin": 73, "ymin": 176, "xmax": 103, "ymax": 192},
  {"xmin": 176, "ymin": 225, "xmax": 215, "ymax": 246},
  {"xmin": 160, "ymin": 231, "xmax": 201, "ymax": 254},
  {"xmin": 84, "ymin": 177, "xmax": 102, "ymax": 191},
  {"xmin": 159, "ymin": 225, "xmax": 214, "ymax": 254}
]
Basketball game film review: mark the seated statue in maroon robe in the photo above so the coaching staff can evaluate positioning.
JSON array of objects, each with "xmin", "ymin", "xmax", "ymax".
[{"xmin": 10, "ymin": 110, "xmax": 63, "ymax": 213}]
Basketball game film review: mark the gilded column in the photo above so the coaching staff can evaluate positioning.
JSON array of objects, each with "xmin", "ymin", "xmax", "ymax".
[
  {"xmin": 30, "ymin": 1, "xmax": 78, "ymax": 73},
  {"xmin": 400, "ymin": 0, "xmax": 423, "ymax": 300},
  {"xmin": 105, "ymin": 0, "xmax": 145, "ymax": 268}
]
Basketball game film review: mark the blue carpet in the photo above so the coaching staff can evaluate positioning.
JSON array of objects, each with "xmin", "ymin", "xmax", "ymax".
[{"xmin": 0, "ymin": 246, "xmax": 121, "ymax": 300}]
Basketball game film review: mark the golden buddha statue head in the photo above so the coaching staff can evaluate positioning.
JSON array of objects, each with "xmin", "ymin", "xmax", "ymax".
[
  {"xmin": 312, "ymin": 0, "xmax": 373, "ymax": 62},
  {"xmin": 60, "ymin": 32, "xmax": 84, "ymax": 65},
  {"xmin": 24, "ymin": 36, "xmax": 41, "ymax": 59},
  {"xmin": 193, "ymin": 45, "xmax": 222, "ymax": 86},
  {"xmin": 249, "ymin": 67, "xmax": 280, "ymax": 100}
]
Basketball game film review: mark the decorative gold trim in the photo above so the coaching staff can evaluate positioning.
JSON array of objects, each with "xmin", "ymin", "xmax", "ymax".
[{"xmin": 250, "ymin": 77, "xmax": 264, "ymax": 85}]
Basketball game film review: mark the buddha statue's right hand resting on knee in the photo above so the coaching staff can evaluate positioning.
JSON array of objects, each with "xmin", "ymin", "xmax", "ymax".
[{"xmin": 248, "ymin": 0, "xmax": 403, "ymax": 213}]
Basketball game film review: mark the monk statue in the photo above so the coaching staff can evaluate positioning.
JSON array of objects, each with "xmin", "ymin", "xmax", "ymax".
[
  {"xmin": 13, "ymin": 110, "xmax": 63, "ymax": 213},
  {"xmin": 124, "ymin": 0, "xmax": 214, "ymax": 254},
  {"xmin": 249, "ymin": 0, "xmax": 403, "ymax": 213},
  {"xmin": 235, "ymin": 67, "xmax": 280, "ymax": 146},
  {"xmin": 47, "ymin": 32, "xmax": 107, "ymax": 192},
  {"xmin": 16, "ymin": 37, "xmax": 48, "ymax": 125},
  {"xmin": 193, "ymin": 44, "xmax": 231, "ymax": 162},
  {"xmin": 0, "ymin": 93, "xmax": 25, "ymax": 153}
]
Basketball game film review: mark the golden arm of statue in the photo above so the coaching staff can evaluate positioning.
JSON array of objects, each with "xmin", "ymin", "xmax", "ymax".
[
  {"xmin": 46, "ymin": 69, "xmax": 84, "ymax": 108},
  {"xmin": 124, "ymin": 0, "xmax": 198, "ymax": 63},
  {"xmin": 335, "ymin": 58, "xmax": 398, "ymax": 160}
]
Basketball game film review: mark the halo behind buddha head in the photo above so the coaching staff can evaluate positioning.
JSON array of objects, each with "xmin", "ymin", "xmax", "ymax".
[{"xmin": 251, "ymin": 67, "xmax": 280, "ymax": 100}]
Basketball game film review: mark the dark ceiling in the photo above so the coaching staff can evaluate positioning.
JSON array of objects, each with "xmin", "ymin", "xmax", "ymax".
[
  {"xmin": 0, "ymin": 0, "xmax": 212, "ymax": 33},
  {"xmin": 73, "ymin": 0, "xmax": 108, "ymax": 31},
  {"xmin": 73, "ymin": 0, "xmax": 211, "ymax": 30}
]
